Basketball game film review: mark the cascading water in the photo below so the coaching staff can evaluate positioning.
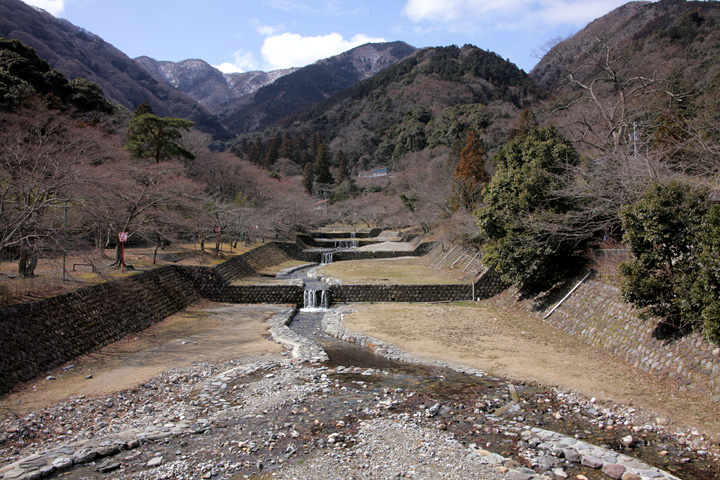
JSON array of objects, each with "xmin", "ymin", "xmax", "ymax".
[
  {"xmin": 321, "ymin": 252, "xmax": 333, "ymax": 264},
  {"xmin": 334, "ymin": 240, "xmax": 359, "ymax": 249},
  {"xmin": 303, "ymin": 289, "xmax": 330, "ymax": 309}
]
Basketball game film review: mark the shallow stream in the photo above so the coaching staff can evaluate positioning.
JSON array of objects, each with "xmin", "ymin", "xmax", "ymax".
[{"xmin": 285, "ymin": 262, "xmax": 718, "ymax": 480}]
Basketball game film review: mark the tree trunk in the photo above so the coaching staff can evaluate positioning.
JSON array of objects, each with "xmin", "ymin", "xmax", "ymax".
[
  {"xmin": 153, "ymin": 234, "xmax": 161, "ymax": 264},
  {"xmin": 18, "ymin": 245, "xmax": 37, "ymax": 278},
  {"xmin": 111, "ymin": 242, "xmax": 122, "ymax": 266}
]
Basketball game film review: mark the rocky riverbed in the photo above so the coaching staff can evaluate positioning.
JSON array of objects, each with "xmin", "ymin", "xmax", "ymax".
[{"xmin": 1, "ymin": 307, "xmax": 719, "ymax": 480}]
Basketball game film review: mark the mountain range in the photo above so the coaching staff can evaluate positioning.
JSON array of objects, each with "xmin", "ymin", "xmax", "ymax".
[
  {"xmin": 0, "ymin": 0, "xmax": 414, "ymax": 140},
  {"xmin": 133, "ymin": 56, "xmax": 298, "ymax": 117},
  {"xmin": 0, "ymin": 0, "xmax": 233, "ymax": 139},
  {"xmin": 2, "ymin": 0, "xmax": 720, "ymax": 159},
  {"xmin": 136, "ymin": 41, "xmax": 416, "ymax": 134}
]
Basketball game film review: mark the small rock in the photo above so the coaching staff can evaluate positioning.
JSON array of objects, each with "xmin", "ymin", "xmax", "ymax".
[
  {"xmin": 147, "ymin": 456, "xmax": 163, "ymax": 467},
  {"xmin": 95, "ymin": 459, "xmax": 121, "ymax": 473},
  {"xmin": 581, "ymin": 455, "xmax": 604, "ymax": 469},
  {"xmin": 533, "ymin": 455, "xmax": 561, "ymax": 470},
  {"xmin": 552, "ymin": 468, "xmax": 568, "ymax": 479},
  {"xmin": 621, "ymin": 435, "xmax": 634, "ymax": 447},
  {"xmin": 73, "ymin": 449, "xmax": 98, "ymax": 464},
  {"xmin": 621, "ymin": 473, "xmax": 642, "ymax": 480},
  {"xmin": 602, "ymin": 463, "xmax": 626, "ymax": 479},
  {"xmin": 39, "ymin": 465, "xmax": 56, "ymax": 477},
  {"xmin": 2, "ymin": 469, "xmax": 25, "ymax": 479},
  {"xmin": 507, "ymin": 471, "xmax": 534, "ymax": 480},
  {"xmin": 52, "ymin": 457, "xmax": 74, "ymax": 470},
  {"xmin": 425, "ymin": 403, "xmax": 441, "ymax": 417},
  {"xmin": 563, "ymin": 448, "xmax": 581, "ymax": 463}
]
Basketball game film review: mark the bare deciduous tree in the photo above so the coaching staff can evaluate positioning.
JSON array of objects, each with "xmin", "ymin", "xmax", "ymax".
[{"xmin": 0, "ymin": 109, "xmax": 103, "ymax": 276}]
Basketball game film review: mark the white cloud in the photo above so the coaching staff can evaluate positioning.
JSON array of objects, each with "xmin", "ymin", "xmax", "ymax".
[
  {"xmin": 402, "ymin": 0, "xmax": 629, "ymax": 30},
  {"xmin": 20, "ymin": 0, "xmax": 65, "ymax": 16},
  {"xmin": 251, "ymin": 19, "xmax": 285, "ymax": 36},
  {"xmin": 260, "ymin": 32, "xmax": 386, "ymax": 70},
  {"xmin": 214, "ymin": 50, "xmax": 262, "ymax": 74}
]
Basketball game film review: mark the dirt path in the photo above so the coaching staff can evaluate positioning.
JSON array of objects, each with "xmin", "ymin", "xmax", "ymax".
[
  {"xmin": 0, "ymin": 302, "xmax": 284, "ymax": 417},
  {"xmin": 343, "ymin": 301, "xmax": 720, "ymax": 439}
]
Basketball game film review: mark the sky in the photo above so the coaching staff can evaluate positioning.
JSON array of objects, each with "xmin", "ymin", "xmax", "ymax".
[{"xmin": 22, "ymin": 0, "xmax": 640, "ymax": 74}]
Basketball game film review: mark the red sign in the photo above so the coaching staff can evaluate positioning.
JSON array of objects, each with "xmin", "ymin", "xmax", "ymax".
[{"xmin": 118, "ymin": 232, "xmax": 128, "ymax": 242}]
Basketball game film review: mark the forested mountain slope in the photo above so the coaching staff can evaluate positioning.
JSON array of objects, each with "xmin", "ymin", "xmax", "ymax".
[
  {"xmin": 0, "ymin": 0, "xmax": 231, "ymax": 139},
  {"xmin": 239, "ymin": 44, "xmax": 542, "ymax": 170},
  {"xmin": 222, "ymin": 41, "xmax": 416, "ymax": 134}
]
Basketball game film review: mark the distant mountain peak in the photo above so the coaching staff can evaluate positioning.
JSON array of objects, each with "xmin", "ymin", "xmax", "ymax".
[
  {"xmin": 0, "ymin": 0, "xmax": 231, "ymax": 139},
  {"xmin": 133, "ymin": 55, "xmax": 299, "ymax": 115}
]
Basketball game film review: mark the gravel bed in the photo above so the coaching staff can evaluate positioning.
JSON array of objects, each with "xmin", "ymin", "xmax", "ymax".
[{"xmin": 1, "ymin": 307, "xmax": 718, "ymax": 480}]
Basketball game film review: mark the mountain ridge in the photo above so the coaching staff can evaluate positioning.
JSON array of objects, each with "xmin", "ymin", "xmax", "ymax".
[
  {"xmin": 0, "ymin": 0, "xmax": 231, "ymax": 139},
  {"xmin": 133, "ymin": 56, "xmax": 299, "ymax": 115},
  {"xmin": 220, "ymin": 41, "xmax": 417, "ymax": 134}
]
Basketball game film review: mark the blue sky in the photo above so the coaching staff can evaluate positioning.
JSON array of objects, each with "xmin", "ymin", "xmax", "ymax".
[{"xmin": 24, "ymin": 0, "xmax": 638, "ymax": 73}]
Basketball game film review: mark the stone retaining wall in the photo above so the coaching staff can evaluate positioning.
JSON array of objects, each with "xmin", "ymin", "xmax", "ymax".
[
  {"xmin": 213, "ymin": 242, "xmax": 298, "ymax": 281},
  {"xmin": 312, "ymin": 239, "xmax": 386, "ymax": 248},
  {"xmin": 529, "ymin": 277, "xmax": 720, "ymax": 402},
  {"xmin": 0, "ymin": 266, "xmax": 200, "ymax": 395},
  {"xmin": 307, "ymin": 228, "xmax": 384, "ymax": 239},
  {"xmin": 331, "ymin": 242, "xmax": 437, "ymax": 262},
  {"xmin": 0, "ymin": 242, "xmax": 304, "ymax": 395},
  {"xmin": 218, "ymin": 285, "xmax": 303, "ymax": 304},
  {"xmin": 473, "ymin": 268, "xmax": 508, "ymax": 300},
  {"xmin": 332, "ymin": 284, "xmax": 473, "ymax": 303}
]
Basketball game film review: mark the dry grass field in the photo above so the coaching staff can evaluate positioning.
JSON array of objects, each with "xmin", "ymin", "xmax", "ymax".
[
  {"xmin": 318, "ymin": 255, "xmax": 476, "ymax": 285},
  {"xmin": 0, "ymin": 241, "xmax": 261, "ymax": 307}
]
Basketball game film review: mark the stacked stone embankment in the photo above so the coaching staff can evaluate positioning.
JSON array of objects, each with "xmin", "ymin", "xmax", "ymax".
[
  {"xmin": 0, "ymin": 266, "xmax": 200, "ymax": 395},
  {"xmin": 0, "ymin": 242, "xmax": 302, "ymax": 395},
  {"xmin": 332, "ymin": 284, "xmax": 473, "ymax": 303},
  {"xmin": 307, "ymin": 228, "xmax": 384, "ymax": 239},
  {"xmin": 518, "ymin": 275, "xmax": 720, "ymax": 402}
]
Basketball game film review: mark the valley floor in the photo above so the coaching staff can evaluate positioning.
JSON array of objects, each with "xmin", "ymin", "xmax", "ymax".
[{"xmin": 1, "ymin": 298, "xmax": 718, "ymax": 479}]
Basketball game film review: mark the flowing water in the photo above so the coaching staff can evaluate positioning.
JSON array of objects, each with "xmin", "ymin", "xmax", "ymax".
[{"xmin": 284, "ymin": 266, "xmax": 717, "ymax": 480}]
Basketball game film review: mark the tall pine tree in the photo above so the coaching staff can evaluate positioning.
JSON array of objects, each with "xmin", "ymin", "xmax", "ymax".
[
  {"xmin": 314, "ymin": 143, "xmax": 334, "ymax": 185},
  {"xmin": 302, "ymin": 162, "xmax": 314, "ymax": 195}
]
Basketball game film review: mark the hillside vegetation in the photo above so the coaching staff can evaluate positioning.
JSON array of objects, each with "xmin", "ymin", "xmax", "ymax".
[
  {"xmin": 0, "ymin": 39, "xmax": 321, "ymax": 293},
  {"xmin": 0, "ymin": 0, "xmax": 231, "ymax": 139}
]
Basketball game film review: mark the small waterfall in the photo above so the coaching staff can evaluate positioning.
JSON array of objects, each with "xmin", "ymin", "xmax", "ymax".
[
  {"xmin": 334, "ymin": 240, "xmax": 359, "ymax": 249},
  {"xmin": 350, "ymin": 232, "xmax": 356, "ymax": 239},
  {"xmin": 303, "ymin": 289, "xmax": 330, "ymax": 309},
  {"xmin": 321, "ymin": 252, "xmax": 333, "ymax": 264}
]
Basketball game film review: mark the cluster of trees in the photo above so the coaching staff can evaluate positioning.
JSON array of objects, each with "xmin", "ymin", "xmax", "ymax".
[
  {"xmin": 620, "ymin": 182, "xmax": 720, "ymax": 342},
  {"xmin": 231, "ymin": 131, "xmax": 330, "ymax": 173},
  {"xmin": 469, "ymin": 26, "xmax": 720, "ymax": 342},
  {"xmin": 0, "ymin": 101, "xmax": 321, "ymax": 276},
  {"xmin": 419, "ymin": 45, "xmax": 541, "ymax": 105},
  {"xmin": 0, "ymin": 42, "xmax": 323, "ymax": 278},
  {"xmin": 0, "ymin": 38, "xmax": 114, "ymax": 114}
]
